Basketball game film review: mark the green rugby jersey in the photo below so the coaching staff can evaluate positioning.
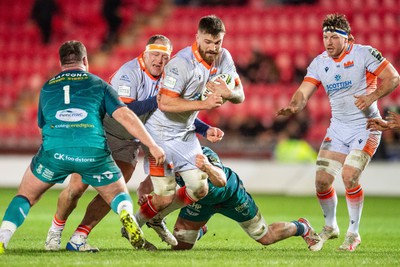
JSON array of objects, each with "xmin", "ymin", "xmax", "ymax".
[{"xmin": 38, "ymin": 69, "xmax": 126, "ymax": 150}]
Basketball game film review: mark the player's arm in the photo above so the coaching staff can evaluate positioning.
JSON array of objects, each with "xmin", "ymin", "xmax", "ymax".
[
  {"xmin": 112, "ymin": 106, "xmax": 165, "ymax": 165},
  {"xmin": 206, "ymin": 78, "xmax": 245, "ymax": 104},
  {"xmin": 366, "ymin": 118, "xmax": 389, "ymax": 131},
  {"xmin": 355, "ymin": 63, "xmax": 400, "ymax": 111},
  {"xmin": 194, "ymin": 118, "xmax": 224, "ymax": 143},
  {"xmin": 195, "ymin": 154, "xmax": 226, "ymax": 187},
  {"xmin": 276, "ymin": 81, "xmax": 317, "ymax": 116},
  {"xmin": 158, "ymin": 91, "xmax": 223, "ymax": 112}
]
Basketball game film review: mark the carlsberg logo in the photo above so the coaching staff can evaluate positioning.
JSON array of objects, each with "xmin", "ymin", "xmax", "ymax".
[{"xmin": 55, "ymin": 108, "xmax": 88, "ymax": 122}]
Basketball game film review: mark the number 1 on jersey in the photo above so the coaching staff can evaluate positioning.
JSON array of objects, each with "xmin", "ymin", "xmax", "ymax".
[{"xmin": 63, "ymin": 85, "xmax": 70, "ymax": 104}]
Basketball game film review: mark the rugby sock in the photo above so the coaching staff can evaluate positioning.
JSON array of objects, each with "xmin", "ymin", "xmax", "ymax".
[
  {"xmin": 292, "ymin": 220, "xmax": 307, "ymax": 236},
  {"xmin": 156, "ymin": 186, "xmax": 196, "ymax": 220},
  {"xmin": 110, "ymin": 192, "xmax": 133, "ymax": 215},
  {"xmin": 135, "ymin": 198, "xmax": 158, "ymax": 227},
  {"xmin": 317, "ymin": 187, "xmax": 338, "ymax": 228},
  {"xmin": 2, "ymin": 195, "xmax": 31, "ymax": 229},
  {"xmin": 72, "ymin": 225, "xmax": 92, "ymax": 238},
  {"xmin": 345, "ymin": 185, "xmax": 363, "ymax": 234},
  {"xmin": 49, "ymin": 214, "xmax": 66, "ymax": 233}
]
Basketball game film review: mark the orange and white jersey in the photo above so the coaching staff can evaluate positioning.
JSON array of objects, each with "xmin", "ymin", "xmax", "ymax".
[
  {"xmin": 104, "ymin": 54, "xmax": 161, "ymax": 140},
  {"xmin": 146, "ymin": 42, "xmax": 239, "ymax": 139},
  {"xmin": 304, "ymin": 43, "xmax": 389, "ymax": 127}
]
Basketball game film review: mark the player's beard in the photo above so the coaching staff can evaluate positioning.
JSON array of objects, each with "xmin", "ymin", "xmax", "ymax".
[{"xmin": 199, "ymin": 47, "xmax": 219, "ymax": 65}]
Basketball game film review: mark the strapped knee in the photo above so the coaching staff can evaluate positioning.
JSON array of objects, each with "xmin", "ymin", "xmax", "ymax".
[
  {"xmin": 151, "ymin": 175, "xmax": 176, "ymax": 196},
  {"xmin": 239, "ymin": 211, "xmax": 268, "ymax": 240},
  {"xmin": 179, "ymin": 169, "xmax": 208, "ymax": 201},
  {"xmin": 174, "ymin": 228, "xmax": 200, "ymax": 245},
  {"xmin": 344, "ymin": 150, "xmax": 371, "ymax": 171},
  {"xmin": 316, "ymin": 157, "xmax": 342, "ymax": 177}
]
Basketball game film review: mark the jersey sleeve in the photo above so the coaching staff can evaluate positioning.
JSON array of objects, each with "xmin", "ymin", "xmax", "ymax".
[
  {"xmin": 37, "ymin": 92, "xmax": 45, "ymax": 128},
  {"xmin": 202, "ymin": 146, "xmax": 223, "ymax": 170},
  {"xmin": 220, "ymin": 49, "xmax": 241, "ymax": 85},
  {"xmin": 304, "ymin": 57, "xmax": 322, "ymax": 87},
  {"xmin": 360, "ymin": 45, "xmax": 389, "ymax": 76},
  {"xmin": 103, "ymin": 82, "xmax": 126, "ymax": 116},
  {"xmin": 110, "ymin": 62, "xmax": 141, "ymax": 103},
  {"xmin": 159, "ymin": 57, "xmax": 190, "ymax": 97}
]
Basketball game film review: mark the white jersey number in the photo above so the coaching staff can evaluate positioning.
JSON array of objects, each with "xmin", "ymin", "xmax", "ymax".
[{"xmin": 63, "ymin": 85, "xmax": 70, "ymax": 104}]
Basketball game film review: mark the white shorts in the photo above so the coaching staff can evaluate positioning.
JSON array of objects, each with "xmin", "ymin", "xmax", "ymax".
[
  {"xmin": 320, "ymin": 121, "xmax": 381, "ymax": 157},
  {"xmin": 143, "ymin": 127, "xmax": 202, "ymax": 176}
]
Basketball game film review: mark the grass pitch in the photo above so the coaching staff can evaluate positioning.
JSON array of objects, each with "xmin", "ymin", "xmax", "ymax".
[{"xmin": 0, "ymin": 188, "xmax": 399, "ymax": 266}]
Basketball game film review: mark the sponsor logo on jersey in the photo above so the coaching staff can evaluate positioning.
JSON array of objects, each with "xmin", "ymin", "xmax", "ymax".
[
  {"xmin": 118, "ymin": 85, "xmax": 131, "ymax": 96},
  {"xmin": 163, "ymin": 75, "xmax": 176, "ymax": 88},
  {"xmin": 326, "ymin": 74, "xmax": 352, "ymax": 92},
  {"xmin": 56, "ymin": 108, "xmax": 88, "ymax": 122},
  {"xmin": 170, "ymin": 67, "xmax": 179, "ymax": 75},
  {"xmin": 49, "ymin": 72, "xmax": 89, "ymax": 84},
  {"xmin": 119, "ymin": 74, "xmax": 130, "ymax": 82},
  {"xmin": 344, "ymin": 61, "xmax": 354, "ymax": 68},
  {"xmin": 369, "ymin": 48, "xmax": 384, "ymax": 62}
]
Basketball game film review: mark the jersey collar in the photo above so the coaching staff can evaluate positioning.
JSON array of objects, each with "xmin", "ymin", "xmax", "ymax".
[{"xmin": 333, "ymin": 42, "xmax": 353, "ymax": 63}]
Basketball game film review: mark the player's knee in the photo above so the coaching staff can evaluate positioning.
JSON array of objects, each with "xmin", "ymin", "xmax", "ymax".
[
  {"xmin": 239, "ymin": 212, "xmax": 268, "ymax": 241},
  {"xmin": 315, "ymin": 157, "xmax": 342, "ymax": 191},
  {"xmin": 173, "ymin": 228, "xmax": 199, "ymax": 250},
  {"xmin": 151, "ymin": 175, "xmax": 176, "ymax": 197},
  {"xmin": 180, "ymin": 169, "xmax": 208, "ymax": 201}
]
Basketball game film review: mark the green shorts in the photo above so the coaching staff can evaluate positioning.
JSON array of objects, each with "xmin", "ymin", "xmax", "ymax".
[
  {"xmin": 30, "ymin": 146, "xmax": 122, "ymax": 187},
  {"xmin": 178, "ymin": 182, "xmax": 258, "ymax": 223}
]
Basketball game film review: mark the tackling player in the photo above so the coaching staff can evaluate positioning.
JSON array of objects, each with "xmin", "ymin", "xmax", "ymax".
[
  {"xmin": 136, "ymin": 147, "xmax": 321, "ymax": 251},
  {"xmin": 277, "ymin": 13, "xmax": 400, "ymax": 251}
]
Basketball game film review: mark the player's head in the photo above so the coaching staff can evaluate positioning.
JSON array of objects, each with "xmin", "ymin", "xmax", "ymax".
[
  {"xmin": 196, "ymin": 15, "xmax": 226, "ymax": 65},
  {"xmin": 59, "ymin": 40, "xmax": 88, "ymax": 71},
  {"xmin": 143, "ymin": 34, "xmax": 173, "ymax": 77},
  {"xmin": 322, "ymin": 14, "xmax": 353, "ymax": 58}
]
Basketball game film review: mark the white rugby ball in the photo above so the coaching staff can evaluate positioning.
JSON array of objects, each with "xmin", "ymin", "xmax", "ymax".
[{"xmin": 201, "ymin": 73, "xmax": 235, "ymax": 101}]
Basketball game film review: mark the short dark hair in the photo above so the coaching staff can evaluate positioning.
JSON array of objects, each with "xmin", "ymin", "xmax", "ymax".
[
  {"xmin": 59, "ymin": 40, "xmax": 87, "ymax": 65},
  {"xmin": 322, "ymin": 13, "xmax": 351, "ymax": 35},
  {"xmin": 198, "ymin": 15, "xmax": 226, "ymax": 36}
]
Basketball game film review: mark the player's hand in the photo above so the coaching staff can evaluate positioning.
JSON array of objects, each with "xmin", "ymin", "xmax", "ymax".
[
  {"xmin": 367, "ymin": 118, "xmax": 389, "ymax": 131},
  {"xmin": 149, "ymin": 145, "xmax": 165, "ymax": 165},
  {"xmin": 276, "ymin": 106, "xmax": 298, "ymax": 117},
  {"xmin": 354, "ymin": 94, "xmax": 375, "ymax": 111},
  {"xmin": 386, "ymin": 111, "xmax": 400, "ymax": 129},
  {"xmin": 195, "ymin": 154, "xmax": 211, "ymax": 172},
  {"xmin": 206, "ymin": 78, "xmax": 232, "ymax": 99},
  {"xmin": 203, "ymin": 93, "xmax": 223, "ymax": 109},
  {"xmin": 206, "ymin": 127, "xmax": 224, "ymax": 143}
]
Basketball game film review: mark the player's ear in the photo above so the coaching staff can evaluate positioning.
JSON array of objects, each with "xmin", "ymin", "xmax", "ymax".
[{"xmin": 82, "ymin": 56, "xmax": 89, "ymax": 71}]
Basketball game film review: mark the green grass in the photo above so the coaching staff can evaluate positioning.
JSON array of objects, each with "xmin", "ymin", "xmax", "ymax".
[{"xmin": 0, "ymin": 188, "xmax": 399, "ymax": 266}]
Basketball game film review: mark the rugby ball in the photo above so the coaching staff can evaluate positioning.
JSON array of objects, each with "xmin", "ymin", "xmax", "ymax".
[{"xmin": 201, "ymin": 73, "xmax": 235, "ymax": 101}]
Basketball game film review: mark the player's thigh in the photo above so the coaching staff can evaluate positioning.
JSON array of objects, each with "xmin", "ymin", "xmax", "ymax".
[{"xmin": 17, "ymin": 165, "xmax": 55, "ymax": 204}]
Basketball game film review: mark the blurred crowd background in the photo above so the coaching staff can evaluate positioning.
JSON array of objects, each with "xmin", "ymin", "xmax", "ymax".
[{"xmin": 0, "ymin": 0, "xmax": 399, "ymax": 161}]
